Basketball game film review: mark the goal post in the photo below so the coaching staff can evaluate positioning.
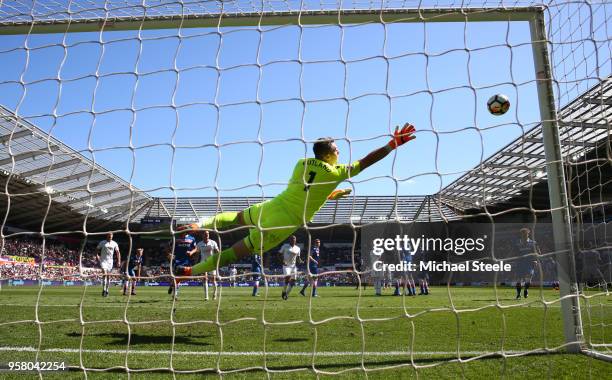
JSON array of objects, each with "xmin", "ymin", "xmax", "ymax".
[{"xmin": 529, "ymin": 10, "xmax": 583, "ymax": 353}]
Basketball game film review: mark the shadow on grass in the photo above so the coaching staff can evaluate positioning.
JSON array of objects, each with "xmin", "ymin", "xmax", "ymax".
[
  {"xmin": 67, "ymin": 332, "xmax": 212, "ymax": 347},
  {"xmin": 273, "ymin": 337, "xmax": 310, "ymax": 343}
]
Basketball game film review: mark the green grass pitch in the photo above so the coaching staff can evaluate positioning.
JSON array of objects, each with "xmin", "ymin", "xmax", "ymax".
[{"xmin": 0, "ymin": 285, "xmax": 610, "ymax": 379}]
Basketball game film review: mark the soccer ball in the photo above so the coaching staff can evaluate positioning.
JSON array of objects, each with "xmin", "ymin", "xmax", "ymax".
[{"xmin": 487, "ymin": 94, "xmax": 510, "ymax": 116}]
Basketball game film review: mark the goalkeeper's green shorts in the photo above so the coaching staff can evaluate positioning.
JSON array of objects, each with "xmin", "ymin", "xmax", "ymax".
[{"xmin": 242, "ymin": 199, "xmax": 301, "ymax": 254}]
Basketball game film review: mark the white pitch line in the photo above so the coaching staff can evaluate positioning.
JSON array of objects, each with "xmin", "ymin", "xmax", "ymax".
[
  {"xmin": 0, "ymin": 303, "xmax": 439, "ymax": 310},
  {"xmin": 0, "ymin": 346, "xmax": 535, "ymax": 357}
]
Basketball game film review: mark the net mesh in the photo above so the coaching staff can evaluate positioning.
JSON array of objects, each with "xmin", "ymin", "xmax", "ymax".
[{"xmin": 0, "ymin": 0, "xmax": 610, "ymax": 376}]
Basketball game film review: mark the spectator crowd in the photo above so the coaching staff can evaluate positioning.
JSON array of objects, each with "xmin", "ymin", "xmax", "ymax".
[{"xmin": 1, "ymin": 237, "xmax": 97, "ymax": 280}]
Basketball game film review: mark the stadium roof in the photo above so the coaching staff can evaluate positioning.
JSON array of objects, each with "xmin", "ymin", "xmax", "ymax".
[
  {"xmin": 439, "ymin": 77, "xmax": 611, "ymax": 211},
  {"xmin": 0, "ymin": 104, "xmax": 152, "ymax": 230},
  {"xmin": 142, "ymin": 195, "xmax": 460, "ymax": 224}
]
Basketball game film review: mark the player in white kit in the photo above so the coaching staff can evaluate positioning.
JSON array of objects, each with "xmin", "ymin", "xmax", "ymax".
[
  {"xmin": 229, "ymin": 266, "xmax": 238, "ymax": 287},
  {"xmin": 190, "ymin": 230, "xmax": 220, "ymax": 301},
  {"xmin": 96, "ymin": 233, "xmax": 121, "ymax": 297},
  {"xmin": 369, "ymin": 247, "xmax": 386, "ymax": 296},
  {"xmin": 279, "ymin": 235, "xmax": 301, "ymax": 300},
  {"xmin": 373, "ymin": 257, "xmax": 386, "ymax": 296}
]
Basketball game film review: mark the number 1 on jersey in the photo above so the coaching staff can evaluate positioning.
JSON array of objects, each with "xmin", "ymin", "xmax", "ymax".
[{"xmin": 304, "ymin": 171, "xmax": 316, "ymax": 191}]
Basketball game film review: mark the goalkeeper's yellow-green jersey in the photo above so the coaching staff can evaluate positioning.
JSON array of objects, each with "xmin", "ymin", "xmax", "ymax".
[{"xmin": 275, "ymin": 158, "xmax": 361, "ymax": 223}]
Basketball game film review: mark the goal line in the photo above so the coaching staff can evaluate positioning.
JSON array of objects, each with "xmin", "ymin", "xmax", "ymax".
[{"xmin": 0, "ymin": 346, "xmax": 559, "ymax": 357}]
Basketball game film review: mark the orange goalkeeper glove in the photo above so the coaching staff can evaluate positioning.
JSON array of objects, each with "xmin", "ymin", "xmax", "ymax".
[
  {"xmin": 177, "ymin": 223, "xmax": 199, "ymax": 232},
  {"xmin": 328, "ymin": 188, "xmax": 352, "ymax": 201},
  {"xmin": 387, "ymin": 123, "xmax": 416, "ymax": 150}
]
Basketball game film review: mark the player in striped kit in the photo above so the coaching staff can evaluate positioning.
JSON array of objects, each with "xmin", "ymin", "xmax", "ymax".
[
  {"xmin": 122, "ymin": 247, "xmax": 143, "ymax": 296},
  {"xmin": 300, "ymin": 238, "xmax": 321, "ymax": 297},
  {"xmin": 166, "ymin": 229, "xmax": 197, "ymax": 299},
  {"xmin": 394, "ymin": 245, "xmax": 416, "ymax": 296},
  {"xmin": 515, "ymin": 228, "xmax": 541, "ymax": 299},
  {"xmin": 251, "ymin": 254, "xmax": 263, "ymax": 297}
]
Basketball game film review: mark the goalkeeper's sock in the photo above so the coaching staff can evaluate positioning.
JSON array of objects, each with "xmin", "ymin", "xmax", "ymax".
[
  {"xmin": 191, "ymin": 247, "xmax": 238, "ymax": 276},
  {"xmin": 287, "ymin": 281, "xmax": 294, "ymax": 295},
  {"xmin": 200, "ymin": 212, "xmax": 239, "ymax": 230},
  {"xmin": 301, "ymin": 282, "xmax": 309, "ymax": 292}
]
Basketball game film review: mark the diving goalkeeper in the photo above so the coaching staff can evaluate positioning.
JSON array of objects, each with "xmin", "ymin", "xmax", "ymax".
[{"xmin": 177, "ymin": 124, "xmax": 416, "ymax": 277}]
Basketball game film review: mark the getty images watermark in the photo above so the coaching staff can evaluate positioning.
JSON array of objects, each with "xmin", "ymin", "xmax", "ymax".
[
  {"xmin": 358, "ymin": 223, "xmax": 543, "ymax": 277},
  {"xmin": 371, "ymin": 234, "xmax": 511, "ymax": 272}
]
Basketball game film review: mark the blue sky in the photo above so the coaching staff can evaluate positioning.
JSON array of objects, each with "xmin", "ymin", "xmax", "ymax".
[{"xmin": 0, "ymin": 20, "xmax": 545, "ymax": 198}]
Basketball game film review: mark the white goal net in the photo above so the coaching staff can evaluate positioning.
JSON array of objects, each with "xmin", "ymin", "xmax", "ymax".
[{"xmin": 0, "ymin": 0, "xmax": 610, "ymax": 377}]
